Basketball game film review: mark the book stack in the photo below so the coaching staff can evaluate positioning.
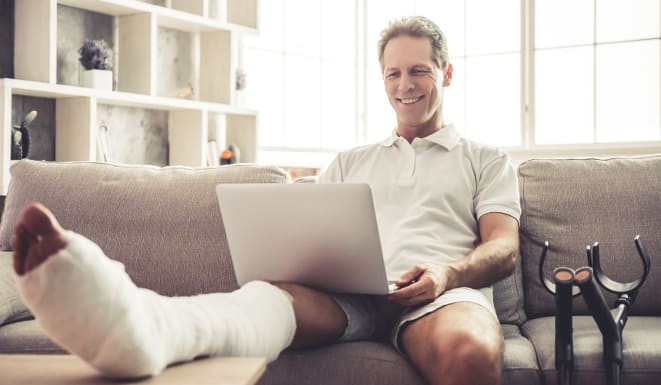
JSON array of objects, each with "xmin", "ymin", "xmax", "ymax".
[
  {"xmin": 207, "ymin": 140, "xmax": 220, "ymax": 166},
  {"xmin": 96, "ymin": 123, "xmax": 113, "ymax": 162}
]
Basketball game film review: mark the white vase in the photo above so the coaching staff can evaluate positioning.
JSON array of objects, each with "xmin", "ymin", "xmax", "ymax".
[
  {"xmin": 208, "ymin": 0, "xmax": 227, "ymax": 21},
  {"xmin": 81, "ymin": 69, "xmax": 113, "ymax": 91},
  {"xmin": 234, "ymin": 89, "xmax": 245, "ymax": 107}
]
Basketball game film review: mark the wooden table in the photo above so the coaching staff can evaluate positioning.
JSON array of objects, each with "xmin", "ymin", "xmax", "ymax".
[{"xmin": 0, "ymin": 354, "xmax": 266, "ymax": 385}]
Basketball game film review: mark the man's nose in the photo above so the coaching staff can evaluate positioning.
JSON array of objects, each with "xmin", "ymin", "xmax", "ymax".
[{"xmin": 398, "ymin": 74, "xmax": 415, "ymax": 92}]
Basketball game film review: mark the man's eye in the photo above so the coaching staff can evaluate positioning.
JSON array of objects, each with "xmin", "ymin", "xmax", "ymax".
[
  {"xmin": 386, "ymin": 72, "xmax": 399, "ymax": 78},
  {"xmin": 413, "ymin": 69, "xmax": 428, "ymax": 75}
]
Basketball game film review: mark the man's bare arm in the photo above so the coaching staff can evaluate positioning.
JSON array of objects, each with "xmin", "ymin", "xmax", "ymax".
[{"xmin": 444, "ymin": 212, "xmax": 520, "ymax": 291}]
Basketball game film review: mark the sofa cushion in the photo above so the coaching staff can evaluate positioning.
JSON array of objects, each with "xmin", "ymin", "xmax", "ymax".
[
  {"xmin": 0, "ymin": 251, "xmax": 31, "ymax": 326},
  {"xmin": 0, "ymin": 319, "xmax": 65, "ymax": 354},
  {"xmin": 518, "ymin": 155, "xmax": 661, "ymax": 318},
  {"xmin": 493, "ymin": 256, "xmax": 527, "ymax": 325},
  {"xmin": 259, "ymin": 342, "xmax": 426, "ymax": 385},
  {"xmin": 259, "ymin": 326, "xmax": 540, "ymax": 385},
  {"xmin": 0, "ymin": 160, "xmax": 289, "ymax": 297},
  {"xmin": 522, "ymin": 316, "xmax": 661, "ymax": 385},
  {"xmin": 501, "ymin": 324, "xmax": 542, "ymax": 385}
]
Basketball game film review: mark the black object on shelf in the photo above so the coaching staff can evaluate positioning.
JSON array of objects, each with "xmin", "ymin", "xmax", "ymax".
[
  {"xmin": 220, "ymin": 143, "xmax": 241, "ymax": 165},
  {"xmin": 539, "ymin": 237, "xmax": 651, "ymax": 385},
  {"xmin": 11, "ymin": 110, "xmax": 37, "ymax": 160}
]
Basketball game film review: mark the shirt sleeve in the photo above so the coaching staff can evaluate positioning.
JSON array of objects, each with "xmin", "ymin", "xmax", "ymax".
[
  {"xmin": 317, "ymin": 154, "xmax": 344, "ymax": 183},
  {"xmin": 473, "ymin": 151, "xmax": 521, "ymax": 223}
]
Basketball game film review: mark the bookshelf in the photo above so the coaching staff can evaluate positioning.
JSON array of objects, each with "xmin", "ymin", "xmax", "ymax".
[{"xmin": 0, "ymin": 0, "xmax": 259, "ymax": 194}]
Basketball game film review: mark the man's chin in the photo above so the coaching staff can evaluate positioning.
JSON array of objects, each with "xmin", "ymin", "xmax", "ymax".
[{"xmin": 397, "ymin": 116, "xmax": 428, "ymax": 128}]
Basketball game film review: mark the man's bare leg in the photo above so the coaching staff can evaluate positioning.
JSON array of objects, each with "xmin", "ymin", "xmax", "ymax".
[
  {"xmin": 274, "ymin": 283, "xmax": 347, "ymax": 348},
  {"xmin": 12, "ymin": 202, "xmax": 296, "ymax": 379},
  {"xmin": 399, "ymin": 302, "xmax": 503, "ymax": 385}
]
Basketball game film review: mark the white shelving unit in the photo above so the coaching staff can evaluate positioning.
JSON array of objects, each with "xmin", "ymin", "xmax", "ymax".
[{"xmin": 0, "ymin": 0, "xmax": 259, "ymax": 194}]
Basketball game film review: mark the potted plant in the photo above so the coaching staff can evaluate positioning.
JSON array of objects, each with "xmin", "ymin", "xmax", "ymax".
[{"xmin": 78, "ymin": 38, "xmax": 114, "ymax": 91}]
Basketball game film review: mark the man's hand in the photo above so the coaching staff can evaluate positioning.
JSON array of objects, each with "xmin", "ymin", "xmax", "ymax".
[
  {"xmin": 387, "ymin": 264, "xmax": 452, "ymax": 307},
  {"xmin": 386, "ymin": 213, "xmax": 519, "ymax": 307}
]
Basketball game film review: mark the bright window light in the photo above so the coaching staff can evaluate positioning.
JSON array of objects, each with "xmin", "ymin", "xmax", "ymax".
[
  {"xmin": 244, "ymin": 0, "xmax": 660, "ymax": 168},
  {"xmin": 596, "ymin": 40, "xmax": 661, "ymax": 143},
  {"xmin": 535, "ymin": 46, "xmax": 594, "ymax": 144}
]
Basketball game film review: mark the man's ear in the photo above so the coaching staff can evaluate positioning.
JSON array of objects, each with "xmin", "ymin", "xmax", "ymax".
[{"xmin": 443, "ymin": 63, "xmax": 453, "ymax": 87}]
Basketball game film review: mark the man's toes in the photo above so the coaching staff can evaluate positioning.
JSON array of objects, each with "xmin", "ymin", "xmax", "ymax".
[
  {"xmin": 12, "ymin": 203, "xmax": 68, "ymax": 275},
  {"xmin": 23, "ymin": 246, "xmax": 53, "ymax": 273},
  {"xmin": 12, "ymin": 224, "xmax": 35, "ymax": 275},
  {"xmin": 20, "ymin": 203, "xmax": 64, "ymax": 237}
]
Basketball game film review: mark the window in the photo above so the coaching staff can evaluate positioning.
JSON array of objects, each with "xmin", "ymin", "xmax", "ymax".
[
  {"xmin": 534, "ymin": 0, "xmax": 660, "ymax": 145},
  {"xmin": 242, "ymin": 0, "xmax": 357, "ymax": 167},
  {"xmin": 244, "ymin": 0, "xmax": 661, "ymax": 168}
]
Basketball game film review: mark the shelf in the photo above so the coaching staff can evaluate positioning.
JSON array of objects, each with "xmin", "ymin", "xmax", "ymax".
[
  {"xmin": 4, "ymin": 0, "xmax": 260, "ymax": 196},
  {"xmin": 1, "ymin": 78, "xmax": 257, "ymax": 116},
  {"xmin": 1, "ymin": 78, "xmax": 259, "ymax": 194},
  {"xmin": 16, "ymin": 0, "xmax": 253, "ymax": 104},
  {"xmin": 59, "ymin": 0, "xmax": 258, "ymax": 34}
]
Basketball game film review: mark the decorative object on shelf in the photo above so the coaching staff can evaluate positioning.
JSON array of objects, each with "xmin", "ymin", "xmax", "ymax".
[
  {"xmin": 96, "ymin": 122, "xmax": 113, "ymax": 163},
  {"xmin": 220, "ymin": 143, "xmax": 241, "ymax": 165},
  {"xmin": 78, "ymin": 39, "xmax": 114, "ymax": 91},
  {"xmin": 11, "ymin": 110, "xmax": 37, "ymax": 160},
  {"xmin": 208, "ymin": 0, "xmax": 228, "ymax": 21},
  {"xmin": 234, "ymin": 68, "xmax": 246, "ymax": 106},
  {"xmin": 166, "ymin": 83, "xmax": 194, "ymax": 99}
]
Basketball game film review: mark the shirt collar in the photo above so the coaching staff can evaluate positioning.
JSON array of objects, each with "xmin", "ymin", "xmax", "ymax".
[{"xmin": 380, "ymin": 123, "xmax": 460, "ymax": 151}]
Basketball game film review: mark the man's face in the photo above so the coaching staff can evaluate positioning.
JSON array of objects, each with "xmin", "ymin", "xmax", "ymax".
[{"xmin": 382, "ymin": 35, "xmax": 452, "ymax": 133}]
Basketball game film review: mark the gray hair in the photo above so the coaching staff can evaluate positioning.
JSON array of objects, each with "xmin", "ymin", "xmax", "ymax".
[{"xmin": 377, "ymin": 16, "xmax": 449, "ymax": 70}]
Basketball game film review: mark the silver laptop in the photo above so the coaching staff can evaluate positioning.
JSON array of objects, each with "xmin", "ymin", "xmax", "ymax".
[{"xmin": 216, "ymin": 183, "xmax": 395, "ymax": 295}]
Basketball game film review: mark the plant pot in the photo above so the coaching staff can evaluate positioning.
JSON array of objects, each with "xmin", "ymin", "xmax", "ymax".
[
  {"xmin": 208, "ymin": 0, "xmax": 227, "ymax": 21},
  {"xmin": 81, "ymin": 69, "xmax": 113, "ymax": 91},
  {"xmin": 234, "ymin": 89, "xmax": 245, "ymax": 107}
]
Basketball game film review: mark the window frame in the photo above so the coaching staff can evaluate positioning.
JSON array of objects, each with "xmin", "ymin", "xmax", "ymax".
[{"xmin": 250, "ymin": 0, "xmax": 661, "ymax": 168}]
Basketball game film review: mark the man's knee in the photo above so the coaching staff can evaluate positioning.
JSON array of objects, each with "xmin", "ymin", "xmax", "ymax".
[
  {"xmin": 423, "ymin": 325, "xmax": 503, "ymax": 385},
  {"xmin": 273, "ymin": 282, "xmax": 304, "ymax": 296},
  {"xmin": 433, "ymin": 327, "xmax": 503, "ymax": 374},
  {"xmin": 401, "ymin": 304, "xmax": 503, "ymax": 385}
]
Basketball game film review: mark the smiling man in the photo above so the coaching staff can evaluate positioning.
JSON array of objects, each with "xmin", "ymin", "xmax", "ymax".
[
  {"xmin": 312, "ymin": 17, "xmax": 522, "ymax": 385},
  {"xmin": 11, "ymin": 16, "xmax": 520, "ymax": 385}
]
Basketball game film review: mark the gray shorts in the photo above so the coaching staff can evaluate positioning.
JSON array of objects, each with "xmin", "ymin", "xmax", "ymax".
[{"xmin": 330, "ymin": 287, "xmax": 496, "ymax": 352}]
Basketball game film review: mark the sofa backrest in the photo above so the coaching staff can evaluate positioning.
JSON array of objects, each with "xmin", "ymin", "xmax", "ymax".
[
  {"xmin": 0, "ymin": 160, "xmax": 289, "ymax": 297},
  {"xmin": 518, "ymin": 155, "xmax": 661, "ymax": 318}
]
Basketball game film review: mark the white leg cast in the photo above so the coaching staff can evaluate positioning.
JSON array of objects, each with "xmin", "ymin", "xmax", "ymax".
[{"xmin": 15, "ymin": 232, "xmax": 296, "ymax": 379}]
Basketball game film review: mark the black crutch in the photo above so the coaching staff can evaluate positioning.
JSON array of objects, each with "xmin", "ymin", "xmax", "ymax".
[
  {"xmin": 575, "ymin": 237, "xmax": 651, "ymax": 385},
  {"xmin": 539, "ymin": 242, "xmax": 581, "ymax": 385},
  {"xmin": 539, "ymin": 237, "xmax": 652, "ymax": 385}
]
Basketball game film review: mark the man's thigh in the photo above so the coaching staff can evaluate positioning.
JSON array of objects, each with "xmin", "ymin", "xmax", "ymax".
[
  {"xmin": 399, "ymin": 301, "xmax": 503, "ymax": 368},
  {"xmin": 274, "ymin": 283, "xmax": 349, "ymax": 348}
]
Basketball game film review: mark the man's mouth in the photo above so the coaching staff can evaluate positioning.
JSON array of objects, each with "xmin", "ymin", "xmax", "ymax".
[{"xmin": 398, "ymin": 96, "xmax": 423, "ymax": 105}]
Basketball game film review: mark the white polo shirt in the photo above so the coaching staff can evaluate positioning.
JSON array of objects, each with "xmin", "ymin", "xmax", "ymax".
[{"xmin": 318, "ymin": 123, "xmax": 521, "ymax": 283}]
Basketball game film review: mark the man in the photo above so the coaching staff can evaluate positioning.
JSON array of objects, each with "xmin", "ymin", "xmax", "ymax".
[
  {"xmin": 288, "ymin": 16, "xmax": 520, "ymax": 385},
  {"xmin": 12, "ymin": 16, "xmax": 519, "ymax": 385}
]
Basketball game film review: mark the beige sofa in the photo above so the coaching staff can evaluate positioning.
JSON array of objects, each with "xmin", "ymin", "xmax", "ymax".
[{"xmin": 1, "ymin": 157, "xmax": 660, "ymax": 385}]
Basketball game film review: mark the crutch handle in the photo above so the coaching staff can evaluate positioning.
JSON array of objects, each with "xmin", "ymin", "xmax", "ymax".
[{"xmin": 553, "ymin": 267, "xmax": 575, "ymax": 385}]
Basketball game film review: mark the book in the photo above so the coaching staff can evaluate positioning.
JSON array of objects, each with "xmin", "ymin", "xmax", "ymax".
[
  {"xmin": 96, "ymin": 123, "xmax": 113, "ymax": 163},
  {"xmin": 207, "ymin": 140, "xmax": 220, "ymax": 166}
]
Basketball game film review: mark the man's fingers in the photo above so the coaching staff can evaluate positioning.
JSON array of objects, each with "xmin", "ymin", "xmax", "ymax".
[
  {"xmin": 388, "ymin": 278, "xmax": 435, "ymax": 304},
  {"xmin": 395, "ymin": 265, "xmax": 427, "ymax": 285},
  {"xmin": 390, "ymin": 287, "xmax": 434, "ymax": 307}
]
